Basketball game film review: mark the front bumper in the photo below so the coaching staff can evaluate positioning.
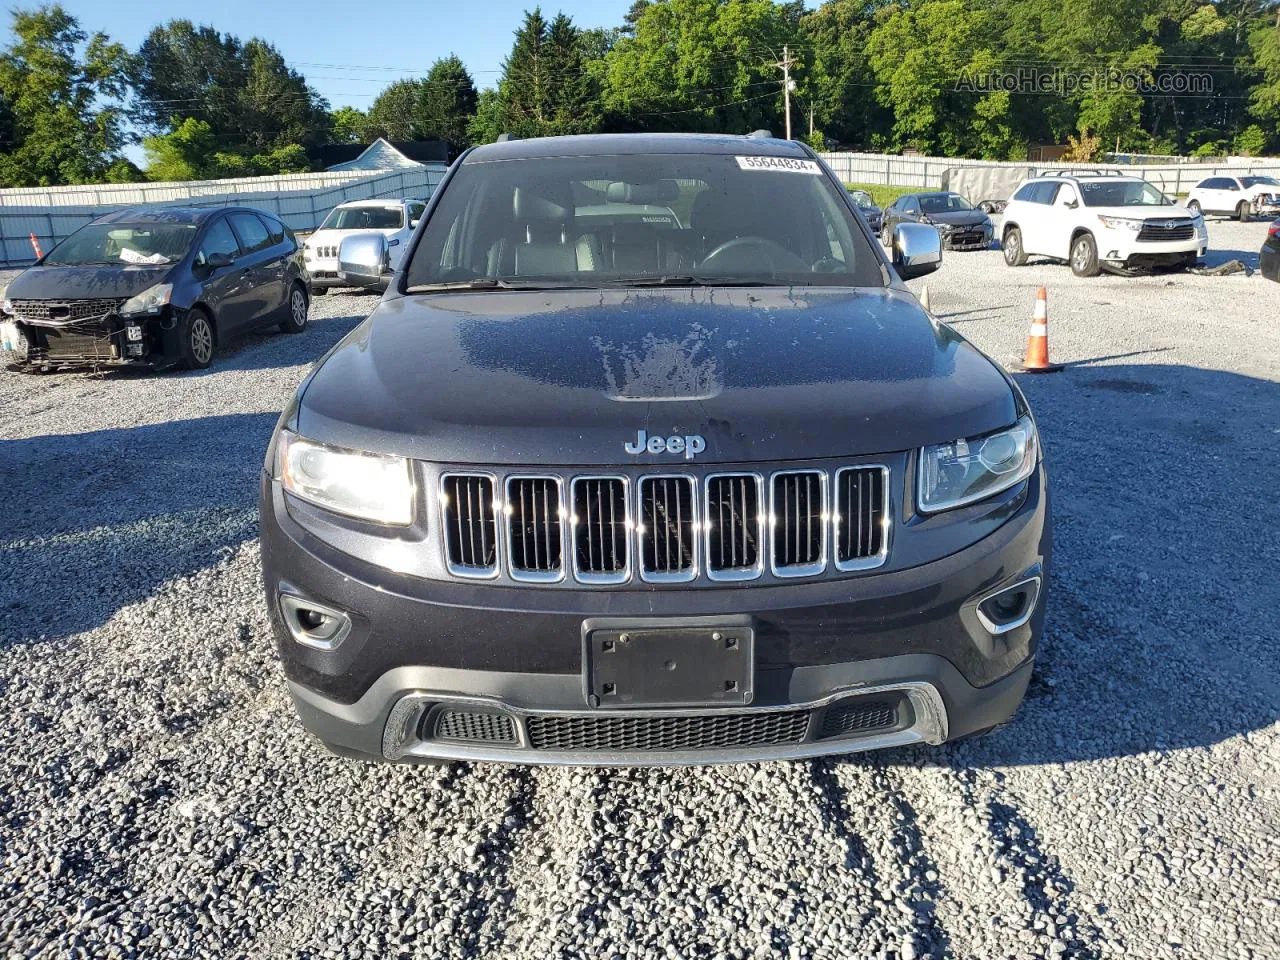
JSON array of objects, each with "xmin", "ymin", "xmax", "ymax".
[
  {"xmin": 10, "ymin": 311, "xmax": 175, "ymax": 369},
  {"xmin": 1099, "ymin": 232, "xmax": 1206, "ymax": 268},
  {"xmin": 261, "ymin": 466, "xmax": 1050, "ymax": 764},
  {"xmin": 305, "ymin": 260, "xmax": 344, "ymax": 289},
  {"xmin": 940, "ymin": 227, "xmax": 993, "ymax": 251}
]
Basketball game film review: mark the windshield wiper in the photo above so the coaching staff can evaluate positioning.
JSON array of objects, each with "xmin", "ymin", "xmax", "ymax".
[
  {"xmin": 407, "ymin": 277, "xmax": 593, "ymax": 293},
  {"xmin": 602, "ymin": 275, "xmax": 778, "ymax": 288}
]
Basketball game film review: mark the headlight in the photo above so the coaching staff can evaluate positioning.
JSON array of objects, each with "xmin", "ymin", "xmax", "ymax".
[
  {"xmin": 2, "ymin": 298, "xmax": 12, "ymax": 315},
  {"xmin": 120, "ymin": 282, "xmax": 172, "ymax": 316},
  {"xmin": 918, "ymin": 416, "xmax": 1038, "ymax": 513},
  {"xmin": 1096, "ymin": 216, "xmax": 1142, "ymax": 232},
  {"xmin": 276, "ymin": 431, "xmax": 414, "ymax": 525}
]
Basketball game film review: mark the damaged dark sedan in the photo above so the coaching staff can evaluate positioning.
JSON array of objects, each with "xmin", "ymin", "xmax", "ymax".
[
  {"xmin": 881, "ymin": 191, "xmax": 994, "ymax": 251},
  {"xmin": 0, "ymin": 206, "xmax": 309, "ymax": 372}
]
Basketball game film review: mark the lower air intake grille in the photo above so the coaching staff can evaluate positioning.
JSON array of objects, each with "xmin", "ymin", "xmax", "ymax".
[
  {"xmin": 433, "ymin": 709, "xmax": 517, "ymax": 744},
  {"xmin": 639, "ymin": 476, "xmax": 695, "ymax": 579},
  {"xmin": 573, "ymin": 477, "xmax": 628, "ymax": 581},
  {"xmin": 506, "ymin": 477, "xmax": 563, "ymax": 579},
  {"xmin": 442, "ymin": 475, "xmax": 497, "ymax": 574},
  {"xmin": 526, "ymin": 710, "xmax": 811, "ymax": 752},
  {"xmin": 836, "ymin": 467, "xmax": 887, "ymax": 567},
  {"xmin": 818, "ymin": 699, "xmax": 899, "ymax": 739},
  {"xmin": 706, "ymin": 474, "xmax": 761, "ymax": 577},
  {"xmin": 772, "ymin": 471, "xmax": 825, "ymax": 573}
]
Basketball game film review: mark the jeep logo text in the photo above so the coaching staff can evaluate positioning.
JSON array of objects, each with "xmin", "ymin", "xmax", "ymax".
[{"xmin": 624, "ymin": 429, "xmax": 706, "ymax": 460}]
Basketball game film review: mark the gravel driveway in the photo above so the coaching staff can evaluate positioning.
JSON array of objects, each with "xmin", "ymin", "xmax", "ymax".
[{"xmin": 2, "ymin": 218, "xmax": 1278, "ymax": 960}]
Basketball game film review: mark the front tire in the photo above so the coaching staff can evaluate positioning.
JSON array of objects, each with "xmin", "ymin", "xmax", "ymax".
[
  {"xmin": 1003, "ymin": 226, "xmax": 1028, "ymax": 266},
  {"xmin": 279, "ymin": 283, "xmax": 309, "ymax": 334},
  {"xmin": 179, "ymin": 308, "xmax": 215, "ymax": 370},
  {"xmin": 1070, "ymin": 232, "xmax": 1101, "ymax": 277}
]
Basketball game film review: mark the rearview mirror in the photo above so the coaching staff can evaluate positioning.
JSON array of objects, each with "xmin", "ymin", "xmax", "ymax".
[
  {"xmin": 892, "ymin": 222, "xmax": 942, "ymax": 280},
  {"xmin": 338, "ymin": 233, "xmax": 389, "ymax": 288}
]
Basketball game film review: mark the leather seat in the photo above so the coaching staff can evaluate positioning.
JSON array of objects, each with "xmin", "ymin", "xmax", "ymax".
[{"xmin": 488, "ymin": 186, "xmax": 601, "ymax": 277}]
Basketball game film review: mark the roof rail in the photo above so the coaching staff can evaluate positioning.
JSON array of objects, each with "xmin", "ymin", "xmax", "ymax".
[
  {"xmin": 1037, "ymin": 168, "xmax": 1126, "ymax": 178},
  {"xmin": 746, "ymin": 129, "xmax": 774, "ymax": 139},
  {"xmin": 495, "ymin": 132, "xmax": 518, "ymax": 143}
]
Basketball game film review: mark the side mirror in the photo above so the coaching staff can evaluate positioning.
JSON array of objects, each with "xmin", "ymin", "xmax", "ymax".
[
  {"xmin": 203, "ymin": 251, "xmax": 234, "ymax": 269},
  {"xmin": 338, "ymin": 232, "xmax": 390, "ymax": 288},
  {"xmin": 892, "ymin": 222, "xmax": 942, "ymax": 280},
  {"xmin": 410, "ymin": 219, "xmax": 420, "ymax": 229},
  {"xmin": 1065, "ymin": 199, "xmax": 1079, "ymax": 209}
]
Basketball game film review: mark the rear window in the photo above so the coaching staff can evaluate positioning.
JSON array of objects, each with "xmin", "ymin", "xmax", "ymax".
[{"xmin": 405, "ymin": 152, "xmax": 885, "ymax": 289}]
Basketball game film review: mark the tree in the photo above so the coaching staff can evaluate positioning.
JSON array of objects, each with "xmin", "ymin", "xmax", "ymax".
[
  {"xmin": 142, "ymin": 116, "xmax": 218, "ymax": 181},
  {"xmin": 603, "ymin": 0, "xmax": 798, "ymax": 135},
  {"xmin": 418, "ymin": 55, "xmax": 478, "ymax": 147},
  {"xmin": 132, "ymin": 20, "xmax": 329, "ymax": 159},
  {"xmin": 329, "ymin": 106, "xmax": 367, "ymax": 144},
  {"xmin": 365, "ymin": 79, "xmax": 425, "ymax": 140},
  {"xmin": 0, "ymin": 4, "xmax": 133, "ymax": 187},
  {"xmin": 469, "ymin": 9, "xmax": 604, "ymax": 142},
  {"xmin": 797, "ymin": 0, "xmax": 889, "ymax": 149}
]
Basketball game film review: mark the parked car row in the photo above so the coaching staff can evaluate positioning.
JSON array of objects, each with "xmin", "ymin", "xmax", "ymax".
[
  {"xmin": 1185, "ymin": 174, "xmax": 1280, "ymax": 221},
  {"xmin": 0, "ymin": 197, "xmax": 425, "ymax": 373}
]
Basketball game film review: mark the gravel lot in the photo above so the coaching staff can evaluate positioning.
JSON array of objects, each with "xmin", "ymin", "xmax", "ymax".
[{"xmin": 2, "ymin": 217, "xmax": 1278, "ymax": 960}]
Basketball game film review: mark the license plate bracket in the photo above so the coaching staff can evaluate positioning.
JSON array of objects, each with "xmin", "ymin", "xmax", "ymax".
[{"xmin": 582, "ymin": 616, "xmax": 754, "ymax": 709}]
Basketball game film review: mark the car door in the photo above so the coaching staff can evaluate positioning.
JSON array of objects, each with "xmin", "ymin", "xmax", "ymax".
[
  {"xmin": 1046, "ymin": 182, "xmax": 1079, "ymax": 259},
  {"xmin": 226, "ymin": 212, "xmax": 277, "ymax": 330},
  {"xmin": 192, "ymin": 216, "xmax": 251, "ymax": 329},
  {"xmin": 1209, "ymin": 178, "xmax": 1237, "ymax": 214},
  {"xmin": 1019, "ymin": 181, "xmax": 1059, "ymax": 256},
  {"xmin": 257, "ymin": 214, "xmax": 294, "ymax": 316}
]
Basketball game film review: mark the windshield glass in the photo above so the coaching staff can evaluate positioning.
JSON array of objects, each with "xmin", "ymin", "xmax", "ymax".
[
  {"xmin": 847, "ymin": 190, "xmax": 875, "ymax": 209},
  {"xmin": 320, "ymin": 206, "xmax": 403, "ymax": 230},
  {"xmin": 405, "ymin": 152, "xmax": 884, "ymax": 290},
  {"xmin": 1242, "ymin": 176, "xmax": 1279, "ymax": 188},
  {"xmin": 1079, "ymin": 180, "xmax": 1171, "ymax": 207},
  {"xmin": 918, "ymin": 193, "xmax": 973, "ymax": 214},
  {"xmin": 43, "ymin": 222, "xmax": 198, "ymax": 266}
]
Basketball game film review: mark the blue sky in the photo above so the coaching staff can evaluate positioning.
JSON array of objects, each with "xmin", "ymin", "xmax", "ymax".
[{"xmin": 50, "ymin": 0, "xmax": 639, "ymax": 109}]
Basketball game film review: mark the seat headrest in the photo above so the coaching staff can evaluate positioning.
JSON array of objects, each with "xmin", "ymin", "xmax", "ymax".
[{"xmin": 513, "ymin": 186, "xmax": 571, "ymax": 223}]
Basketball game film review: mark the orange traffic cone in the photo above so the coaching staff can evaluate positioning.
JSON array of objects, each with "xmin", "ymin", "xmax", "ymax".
[{"xmin": 1011, "ymin": 287, "xmax": 1063, "ymax": 373}]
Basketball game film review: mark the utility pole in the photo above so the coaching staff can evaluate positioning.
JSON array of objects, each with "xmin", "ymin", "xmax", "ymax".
[{"xmin": 772, "ymin": 45, "xmax": 798, "ymax": 140}]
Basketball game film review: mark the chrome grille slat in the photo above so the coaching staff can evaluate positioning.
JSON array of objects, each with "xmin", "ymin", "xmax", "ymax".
[
  {"xmin": 506, "ymin": 476, "xmax": 563, "ymax": 582},
  {"xmin": 638, "ymin": 475, "xmax": 696, "ymax": 582},
  {"xmin": 573, "ymin": 477, "xmax": 629, "ymax": 583},
  {"xmin": 771, "ymin": 470, "xmax": 826, "ymax": 577},
  {"xmin": 835, "ymin": 466, "xmax": 889, "ymax": 571},
  {"xmin": 705, "ymin": 473, "xmax": 763, "ymax": 581},
  {"xmin": 441, "ymin": 474, "xmax": 498, "ymax": 577}
]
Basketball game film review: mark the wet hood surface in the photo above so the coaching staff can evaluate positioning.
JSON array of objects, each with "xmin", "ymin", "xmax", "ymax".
[
  {"xmin": 298, "ymin": 287, "xmax": 1017, "ymax": 465},
  {"xmin": 6, "ymin": 264, "xmax": 173, "ymax": 302}
]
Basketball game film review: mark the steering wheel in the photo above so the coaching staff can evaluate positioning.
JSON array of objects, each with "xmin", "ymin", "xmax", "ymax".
[{"xmin": 700, "ymin": 236, "xmax": 810, "ymax": 275}]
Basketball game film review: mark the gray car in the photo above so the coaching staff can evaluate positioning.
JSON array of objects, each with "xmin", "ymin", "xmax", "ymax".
[
  {"xmin": 259, "ymin": 133, "xmax": 1049, "ymax": 765},
  {"xmin": 1, "ymin": 206, "xmax": 309, "ymax": 372}
]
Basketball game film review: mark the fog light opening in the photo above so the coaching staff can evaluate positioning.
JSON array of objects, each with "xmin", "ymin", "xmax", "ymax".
[
  {"xmin": 976, "ymin": 576, "xmax": 1041, "ymax": 635},
  {"xmin": 279, "ymin": 594, "xmax": 352, "ymax": 650}
]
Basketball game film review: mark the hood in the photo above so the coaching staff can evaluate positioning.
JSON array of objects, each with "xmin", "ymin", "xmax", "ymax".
[
  {"xmin": 297, "ymin": 287, "xmax": 1017, "ymax": 466},
  {"xmin": 923, "ymin": 210, "xmax": 989, "ymax": 228},
  {"xmin": 6, "ymin": 263, "xmax": 173, "ymax": 302}
]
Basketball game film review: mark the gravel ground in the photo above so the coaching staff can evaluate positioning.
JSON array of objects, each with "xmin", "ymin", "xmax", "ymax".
[{"xmin": 2, "ymin": 218, "xmax": 1278, "ymax": 960}]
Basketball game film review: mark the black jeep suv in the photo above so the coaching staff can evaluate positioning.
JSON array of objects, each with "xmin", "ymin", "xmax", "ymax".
[{"xmin": 260, "ymin": 133, "xmax": 1050, "ymax": 765}]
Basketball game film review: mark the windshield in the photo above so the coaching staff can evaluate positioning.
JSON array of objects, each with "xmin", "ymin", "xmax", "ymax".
[
  {"xmin": 405, "ymin": 152, "xmax": 884, "ymax": 290},
  {"xmin": 847, "ymin": 190, "xmax": 875, "ymax": 209},
  {"xmin": 918, "ymin": 193, "xmax": 973, "ymax": 214},
  {"xmin": 43, "ymin": 222, "xmax": 198, "ymax": 266},
  {"xmin": 1079, "ymin": 180, "xmax": 1172, "ymax": 207},
  {"xmin": 1242, "ymin": 176, "xmax": 1279, "ymax": 188},
  {"xmin": 320, "ymin": 206, "xmax": 403, "ymax": 230}
]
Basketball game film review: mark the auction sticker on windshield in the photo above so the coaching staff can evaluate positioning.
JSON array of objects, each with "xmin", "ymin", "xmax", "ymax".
[{"xmin": 735, "ymin": 156, "xmax": 822, "ymax": 174}]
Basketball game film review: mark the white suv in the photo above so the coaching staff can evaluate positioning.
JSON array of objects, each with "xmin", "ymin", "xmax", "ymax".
[
  {"xmin": 303, "ymin": 198, "xmax": 426, "ymax": 293},
  {"xmin": 1185, "ymin": 175, "xmax": 1280, "ymax": 222},
  {"xmin": 1001, "ymin": 173, "xmax": 1207, "ymax": 277}
]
